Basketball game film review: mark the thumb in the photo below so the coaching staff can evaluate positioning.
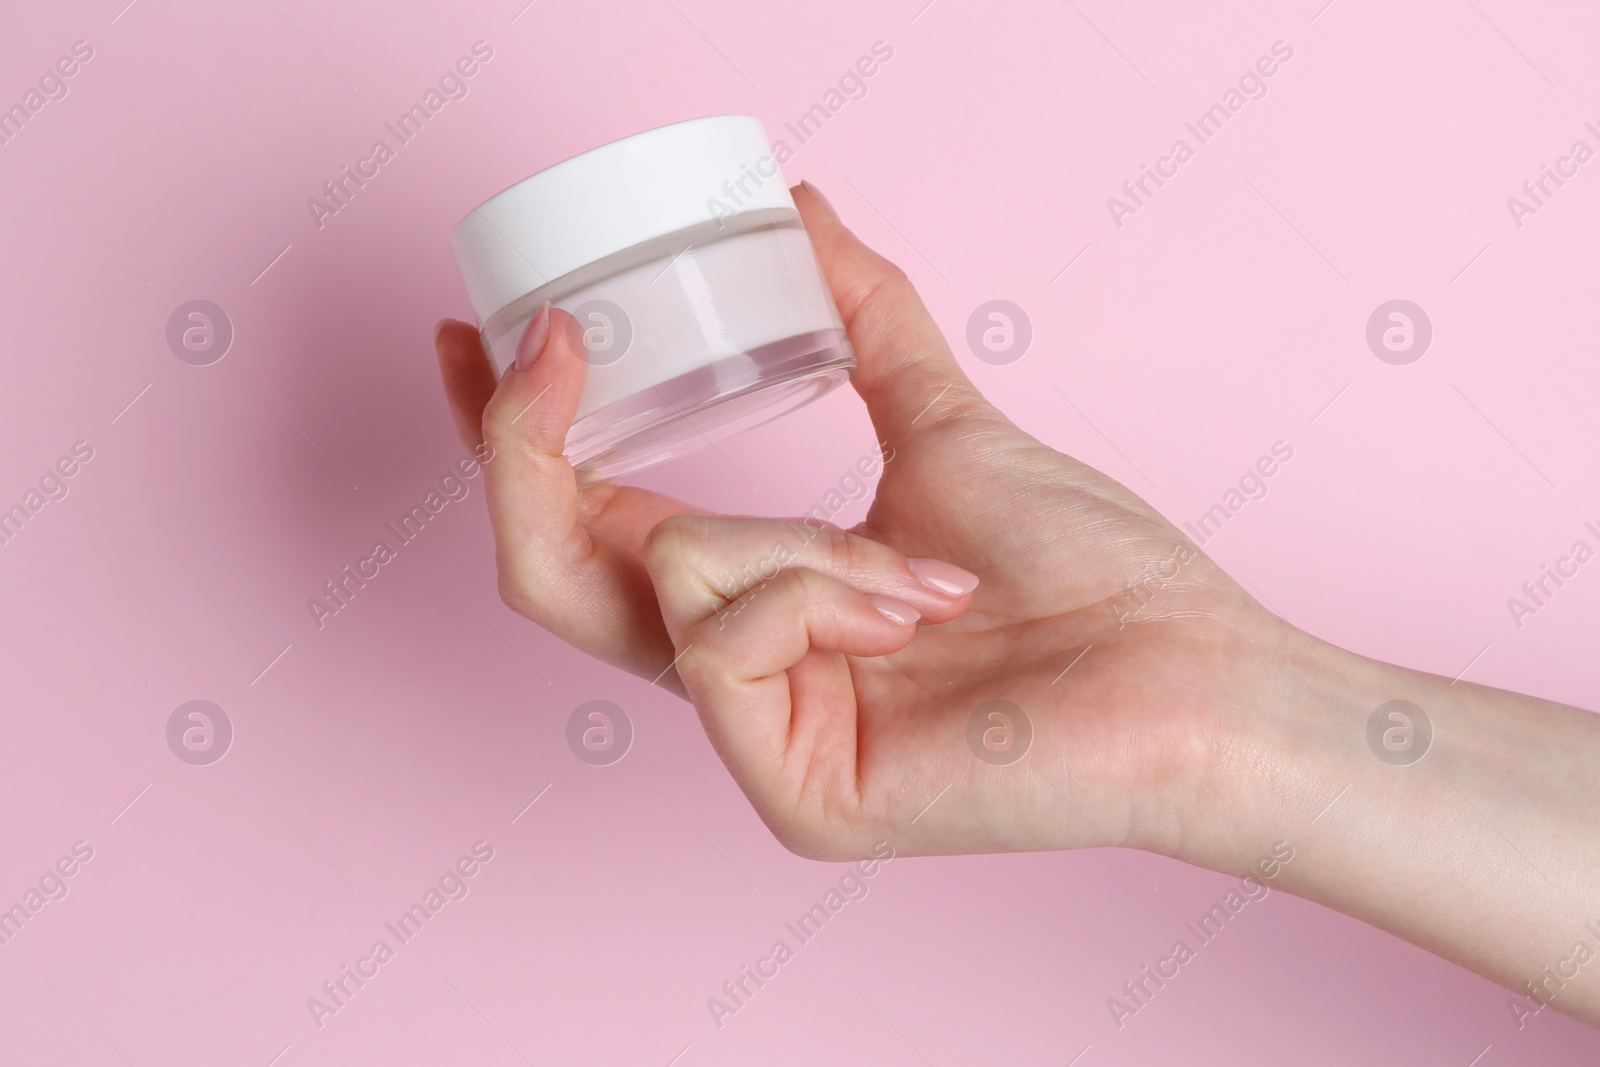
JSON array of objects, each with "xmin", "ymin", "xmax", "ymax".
[{"xmin": 793, "ymin": 180, "xmax": 994, "ymax": 453}]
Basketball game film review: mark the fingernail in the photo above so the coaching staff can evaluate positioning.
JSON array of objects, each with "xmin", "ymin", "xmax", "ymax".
[
  {"xmin": 513, "ymin": 301, "xmax": 551, "ymax": 372},
  {"xmin": 433, "ymin": 319, "xmax": 450, "ymax": 346},
  {"xmin": 908, "ymin": 558, "xmax": 980, "ymax": 597},
  {"xmin": 799, "ymin": 180, "xmax": 838, "ymax": 220},
  {"xmin": 866, "ymin": 594, "xmax": 920, "ymax": 626}
]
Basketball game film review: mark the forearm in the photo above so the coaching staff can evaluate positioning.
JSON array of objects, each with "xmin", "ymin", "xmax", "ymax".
[{"xmin": 1166, "ymin": 625, "xmax": 1600, "ymax": 1026}]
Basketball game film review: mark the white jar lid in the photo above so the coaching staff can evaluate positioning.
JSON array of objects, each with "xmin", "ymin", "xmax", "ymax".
[{"xmin": 449, "ymin": 114, "xmax": 794, "ymax": 323}]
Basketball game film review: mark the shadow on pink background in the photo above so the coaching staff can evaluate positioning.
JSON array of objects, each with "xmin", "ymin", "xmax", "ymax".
[{"xmin": 1, "ymin": 0, "xmax": 1597, "ymax": 1063}]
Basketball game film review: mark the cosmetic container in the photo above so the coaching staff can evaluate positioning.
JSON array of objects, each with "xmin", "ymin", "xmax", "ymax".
[{"xmin": 449, "ymin": 115, "xmax": 854, "ymax": 480}]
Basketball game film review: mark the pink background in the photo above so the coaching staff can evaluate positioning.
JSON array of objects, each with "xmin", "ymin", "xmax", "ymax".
[{"xmin": 2, "ymin": 0, "xmax": 1597, "ymax": 1063}]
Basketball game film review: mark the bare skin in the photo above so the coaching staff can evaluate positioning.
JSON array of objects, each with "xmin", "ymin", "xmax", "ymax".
[{"xmin": 435, "ymin": 183, "xmax": 1600, "ymax": 1029}]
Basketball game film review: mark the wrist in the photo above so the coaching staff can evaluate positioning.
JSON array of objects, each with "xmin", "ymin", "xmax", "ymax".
[
  {"xmin": 1127, "ymin": 611, "xmax": 1375, "ymax": 874},
  {"xmin": 1142, "ymin": 611, "xmax": 1600, "ymax": 1024}
]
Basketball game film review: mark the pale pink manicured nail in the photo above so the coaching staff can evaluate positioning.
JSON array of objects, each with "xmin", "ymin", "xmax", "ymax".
[
  {"xmin": 908, "ymin": 558, "xmax": 980, "ymax": 597},
  {"xmin": 866, "ymin": 594, "xmax": 920, "ymax": 626},
  {"xmin": 513, "ymin": 301, "xmax": 551, "ymax": 372}
]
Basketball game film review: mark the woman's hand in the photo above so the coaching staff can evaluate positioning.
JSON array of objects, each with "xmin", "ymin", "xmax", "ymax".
[
  {"xmin": 438, "ymin": 183, "xmax": 1600, "ymax": 1026},
  {"xmin": 434, "ymin": 183, "xmax": 1294, "ymax": 864}
]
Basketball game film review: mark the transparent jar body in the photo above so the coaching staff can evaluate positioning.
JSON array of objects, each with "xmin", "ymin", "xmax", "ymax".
[{"xmin": 479, "ymin": 208, "xmax": 854, "ymax": 482}]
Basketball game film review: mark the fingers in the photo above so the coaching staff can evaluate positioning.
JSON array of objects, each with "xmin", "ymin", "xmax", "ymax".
[
  {"xmin": 793, "ymin": 181, "xmax": 995, "ymax": 452},
  {"xmin": 478, "ymin": 303, "xmax": 593, "ymax": 579},
  {"xmin": 434, "ymin": 319, "xmax": 499, "ymax": 451},
  {"xmin": 638, "ymin": 512, "xmax": 977, "ymax": 839},
  {"xmin": 460, "ymin": 305, "xmax": 715, "ymax": 689},
  {"xmin": 672, "ymin": 565, "xmax": 918, "ymax": 804},
  {"xmin": 477, "ymin": 304, "xmax": 715, "ymax": 563},
  {"xmin": 481, "ymin": 302, "xmax": 583, "ymax": 496},
  {"xmin": 641, "ymin": 512, "xmax": 977, "ymax": 645}
]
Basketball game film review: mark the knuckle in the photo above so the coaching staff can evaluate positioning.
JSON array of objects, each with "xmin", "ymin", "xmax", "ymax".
[
  {"xmin": 641, "ymin": 513, "xmax": 695, "ymax": 571},
  {"xmin": 770, "ymin": 822, "xmax": 857, "ymax": 863},
  {"xmin": 782, "ymin": 565, "xmax": 823, "ymax": 604},
  {"xmin": 839, "ymin": 267, "xmax": 912, "ymax": 336},
  {"xmin": 494, "ymin": 542, "xmax": 561, "ymax": 623},
  {"xmin": 494, "ymin": 567, "xmax": 534, "ymax": 618},
  {"xmin": 479, "ymin": 399, "xmax": 517, "ymax": 454},
  {"xmin": 833, "ymin": 529, "xmax": 869, "ymax": 582},
  {"xmin": 775, "ymin": 829, "xmax": 834, "ymax": 861}
]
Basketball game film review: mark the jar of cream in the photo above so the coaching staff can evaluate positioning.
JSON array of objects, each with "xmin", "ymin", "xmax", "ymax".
[{"xmin": 448, "ymin": 115, "xmax": 855, "ymax": 481}]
